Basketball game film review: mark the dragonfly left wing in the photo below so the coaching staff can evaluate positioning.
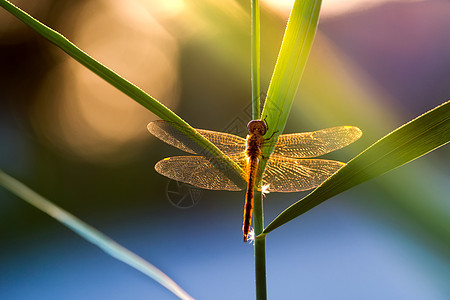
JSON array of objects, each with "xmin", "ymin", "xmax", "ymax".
[
  {"xmin": 154, "ymin": 155, "xmax": 247, "ymax": 191},
  {"xmin": 262, "ymin": 155, "xmax": 345, "ymax": 192},
  {"xmin": 148, "ymin": 121, "xmax": 246, "ymax": 155}
]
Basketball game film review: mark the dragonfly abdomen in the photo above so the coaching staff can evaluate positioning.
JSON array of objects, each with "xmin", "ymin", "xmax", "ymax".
[{"xmin": 243, "ymin": 155, "xmax": 258, "ymax": 242}]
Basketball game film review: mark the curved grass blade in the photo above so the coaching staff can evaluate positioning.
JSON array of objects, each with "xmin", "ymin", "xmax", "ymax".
[
  {"xmin": 0, "ymin": 170, "xmax": 194, "ymax": 300},
  {"xmin": 264, "ymin": 100, "xmax": 450, "ymax": 234},
  {"xmin": 260, "ymin": 0, "xmax": 322, "ymax": 162},
  {"xmin": 0, "ymin": 0, "xmax": 243, "ymax": 181},
  {"xmin": 253, "ymin": 2, "xmax": 322, "ymax": 298}
]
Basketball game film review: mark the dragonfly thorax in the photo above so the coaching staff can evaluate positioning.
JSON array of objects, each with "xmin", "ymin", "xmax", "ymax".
[{"xmin": 246, "ymin": 120, "xmax": 266, "ymax": 159}]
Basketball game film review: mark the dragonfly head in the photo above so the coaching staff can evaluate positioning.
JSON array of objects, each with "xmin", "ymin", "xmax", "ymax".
[{"xmin": 247, "ymin": 120, "xmax": 268, "ymax": 136}]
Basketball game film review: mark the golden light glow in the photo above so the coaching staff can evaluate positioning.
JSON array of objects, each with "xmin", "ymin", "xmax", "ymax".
[
  {"xmin": 247, "ymin": 228, "xmax": 255, "ymax": 244},
  {"xmin": 139, "ymin": 0, "xmax": 186, "ymax": 19},
  {"xmin": 31, "ymin": 0, "xmax": 180, "ymax": 163},
  {"xmin": 261, "ymin": 184, "xmax": 270, "ymax": 196},
  {"xmin": 262, "ymin": 0, "xmax": 425, "ymax": 17}
]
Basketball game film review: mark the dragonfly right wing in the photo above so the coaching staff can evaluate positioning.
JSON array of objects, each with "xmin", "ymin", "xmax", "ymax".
[
  {"xmin": 148, "ymin": 120, "xmax": 246, "ymax": 155},
  {"xmin": 262, "ymin": 155, "xmax": 345, "ymax": 192},
  {"xmin": 272, "ymin": 126, "xmax": 362, "ymax": 158},
  {"xmin": 154, "ymin": 155, "xmax": 247, "ymax": 191}
]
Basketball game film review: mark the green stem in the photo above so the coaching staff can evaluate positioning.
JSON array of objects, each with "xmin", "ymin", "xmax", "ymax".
[
  {"xmin": 253, "ymin": 191, "xmax": 267, "ymax": 300},
  {"xmin": 251, "ymin": 0, "xmax": 266, "ymax": 299},
  {"xmin": 251, "ymin": 0, "xmax": 261, "ymax": 120},
  {"xmin": 0, "ymin": 170, "xmax": 194, "ymax": 300}
]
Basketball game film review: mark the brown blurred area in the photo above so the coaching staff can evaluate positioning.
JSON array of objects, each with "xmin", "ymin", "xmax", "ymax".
[{"xmin": 1, "ymin": 0, "xmax": 180, "ymax": 163}]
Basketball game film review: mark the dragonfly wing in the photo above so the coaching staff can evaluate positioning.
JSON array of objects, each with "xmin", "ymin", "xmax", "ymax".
[
  {"xmin": 155, "ymin": 155, "xmax": 247, "ymax": 191},
  {"xmin": 271, "ymin": 126, "xmax": 362, "ymax": 158},
  {"xmin": 148, "ymin": 120, "xmax": 246, "ymax": 155},
  {"xmin": 262, "ymin": 155, "xmax": 345, "ymax": 192}
]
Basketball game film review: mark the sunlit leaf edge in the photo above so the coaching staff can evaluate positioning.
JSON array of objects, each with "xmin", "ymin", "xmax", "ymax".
[
  {"xmin": 260, "ymin": 0, "xmax": 322, "ymax": 162},
  {"xmin": 263, "ymin": 100, "xmax": 450, "ymax": 234}
]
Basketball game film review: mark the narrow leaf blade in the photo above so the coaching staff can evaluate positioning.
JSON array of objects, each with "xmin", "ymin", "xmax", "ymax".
[
  {"xmin": 261, "ymin": 0, "xmax": 322, "ymax": 158},
  {"xmin": 264, "ymin": 101, "xmax": 450, "ymax": 234},
  {"xmin": 0, "ymin": 170, "xmax": 194, "ymax": 300}
]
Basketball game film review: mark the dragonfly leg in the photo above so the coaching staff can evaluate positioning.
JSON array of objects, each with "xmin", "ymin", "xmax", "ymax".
[{"xmin": 265, "ymin": 130, "xmax": 277, "ymax": 140}]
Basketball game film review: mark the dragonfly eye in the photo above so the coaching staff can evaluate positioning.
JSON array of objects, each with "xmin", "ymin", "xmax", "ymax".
[{"xmin": 247, "ymin": 120, "xmax": 268, "ymax": 135}]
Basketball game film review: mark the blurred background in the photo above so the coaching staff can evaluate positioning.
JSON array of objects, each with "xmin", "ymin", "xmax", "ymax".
[{"xmin": 0, "ymin": 0, "xmax": 449, "ymax": 299}]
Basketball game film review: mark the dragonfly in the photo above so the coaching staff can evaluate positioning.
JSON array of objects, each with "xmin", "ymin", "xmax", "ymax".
[{"xmin": 148, "ymin": 120, "xmax": 362, "ymax": 242}]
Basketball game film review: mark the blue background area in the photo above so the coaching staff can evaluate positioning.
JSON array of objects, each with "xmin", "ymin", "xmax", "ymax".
[{"xmin": 2, "ymin": 173, "xmax": 449, "ymax": 299}]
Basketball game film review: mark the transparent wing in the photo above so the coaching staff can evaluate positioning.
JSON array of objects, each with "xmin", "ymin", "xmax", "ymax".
[
  {"xmin": 271, "ymin": 126, "xmax": 362, "ymax": 158},
  {"xmin": 148, "ymin": 120, "xmax": 246, "ymax": 155},
  {"xmin": 155, "ymin": 155, "xmax": 247, "ymax": 191},
  {"xmin": 262, "ymin": 155, "xmax": 345, "ymax": 192}
]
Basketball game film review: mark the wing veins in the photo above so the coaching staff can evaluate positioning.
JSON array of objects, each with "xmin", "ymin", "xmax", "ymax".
[
  {"xmin": 262, "ymin": 155, "xmax": 345, "ymax": 192},
  {"xmin": 148, "ymin": 121, "xmax": 246, "ymax": 156},
  {"xmin": 270, "ymin": 126, "xmax": 362, "ymax": 158}
]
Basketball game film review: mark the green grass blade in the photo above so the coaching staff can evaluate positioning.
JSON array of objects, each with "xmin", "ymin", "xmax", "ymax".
[
  {"xmin": 0, "ymin": 0, "xmax": 244, "ymax": 183},
  {"xmin": 260, "ymin": 0, "xmax": 322, "ymax": 160},
  {"xmin": 0, "ymin": 169, "xmax": 194, "ymax": 300},
  {"xmin": 263, "ymin": 101, "xmax": 450, "ymax": 234}
]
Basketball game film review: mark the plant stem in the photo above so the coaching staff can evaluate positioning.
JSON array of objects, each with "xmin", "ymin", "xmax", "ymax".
[
  {"xmin": 251, "ymin": 0, "xmax": 267, "ymax": 299},
  {"xmin": 251, "ymin": 0, "xmax": 261, "ymax": 120},
  {"xmin": 253, "ymin": 191, "xmax": 267, "ymax": 300},
  {"xmin": 251, "ymin": 0, "xmax": 266, "ymax": 298}
]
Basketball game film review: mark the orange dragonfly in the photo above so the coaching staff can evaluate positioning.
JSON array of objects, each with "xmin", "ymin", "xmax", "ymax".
[{"xmin": 148, "ymin": 120, "xmax": 362, "ymax": 242}]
